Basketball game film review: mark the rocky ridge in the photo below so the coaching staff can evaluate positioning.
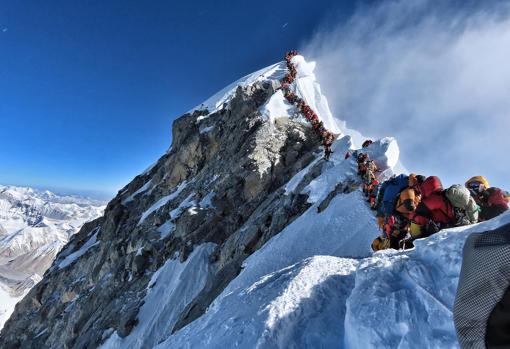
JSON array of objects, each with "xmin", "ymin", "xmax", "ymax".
[{"xmin": 0, "ymin": 61, "xmax": 333, "ymax": 348}]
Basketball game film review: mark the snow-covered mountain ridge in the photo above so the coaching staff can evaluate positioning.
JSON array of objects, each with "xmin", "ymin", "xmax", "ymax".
[
  {"xmin": 0, "ymin": 185, "xmax": 105, "ymax": 329},
  {"xmin": 0, "ymin": 56, "xmax": 504, "ymax": 348}
]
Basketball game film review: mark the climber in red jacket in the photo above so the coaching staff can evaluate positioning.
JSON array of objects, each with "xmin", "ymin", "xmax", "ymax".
[{"xmin": 410, "ymin": 176, "xmax": 456, "ymax": 237}]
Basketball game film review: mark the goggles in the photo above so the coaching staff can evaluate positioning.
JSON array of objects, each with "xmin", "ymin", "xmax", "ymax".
[{"xmin": 468, "ymin": 182, "xmax": 481, "ymax": 191}]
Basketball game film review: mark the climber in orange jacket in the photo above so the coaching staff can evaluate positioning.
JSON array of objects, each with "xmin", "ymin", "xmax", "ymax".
[{"xmin": 395, "ymin": 174, "xmax": 425, "ymax": 219}]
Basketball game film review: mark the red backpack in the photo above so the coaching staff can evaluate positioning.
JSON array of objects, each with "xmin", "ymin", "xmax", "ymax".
[{"xmin": 421, "ymin": 192, "xmax": 456, "ymax": 225}]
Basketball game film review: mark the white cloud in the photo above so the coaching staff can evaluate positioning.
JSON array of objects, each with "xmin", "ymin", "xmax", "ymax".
[{"xmin": 302, "ymin": 0, "xmax": 510, "ymax": 189}]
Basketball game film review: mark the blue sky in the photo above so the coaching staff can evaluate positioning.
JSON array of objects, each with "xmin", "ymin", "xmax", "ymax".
[
  {"xmin": 1, "ymin": 1, "xmax": 508, "ymax": 199},
  {"xmin": 0, "ymin": 1, "xmax": 360, "ymax": 198}
]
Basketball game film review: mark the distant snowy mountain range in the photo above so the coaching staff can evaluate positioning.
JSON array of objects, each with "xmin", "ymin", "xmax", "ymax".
[{"xmin": 0, "ymin": 184, "xmax": 105, "ymax": 328}]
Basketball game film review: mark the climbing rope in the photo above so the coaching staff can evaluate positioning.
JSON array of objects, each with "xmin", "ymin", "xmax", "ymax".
[{"xmin": 281, "ymin": 51, "xmax": 335, "ymax": 157}]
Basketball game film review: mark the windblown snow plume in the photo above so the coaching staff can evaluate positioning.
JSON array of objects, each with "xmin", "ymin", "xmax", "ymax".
[{"xmin": 302, "ymin": 0, "xmax": 510, "ymax": 188}]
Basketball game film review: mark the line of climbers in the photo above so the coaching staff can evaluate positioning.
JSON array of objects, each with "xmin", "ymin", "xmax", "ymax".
[
  {"xmin": 280, "ymin": 51, "xmax": 508, "ymax": 251},
  {"xmin": 281, "ymin": 51, "xmax": 336, "ymax": 160},
  {"xmin": 348, "ymin": 142, "xmax": 510, "ymax": 251}
]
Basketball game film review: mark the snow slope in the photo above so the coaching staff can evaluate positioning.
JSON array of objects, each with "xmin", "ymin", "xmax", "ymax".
[
  {"xmin": 0, "ymin": 185, "xmax": 105, "ymax": 328},
  {"xmin": 260, "ymin": 55, "xmax": 344, "ymax": 136},
  {"xmin": 99, "ymin": 243, "xmax": 216, "ymax": 349},
  {"xmin": 189, "ymin": 62, "xmax": 286, "ymax": 115},
  {"xmin": 165, "ymin": 255, "xmax": 359, "ymax": 349},
  {"xmin": 0, "ymin": 285, "xmax": 26, "ymax": 333}
]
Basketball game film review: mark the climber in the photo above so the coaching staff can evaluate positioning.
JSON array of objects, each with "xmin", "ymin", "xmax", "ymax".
[
  {"xmin": 367, "ymin": 181, "xmax": 380, "ymax": 210},
  {"xmin": 324, "ymin": 145, "xmax": 333, "ymax": 161},
  {"xmin": 362, "ymin": 139, "xmax": 373, "ymax": 148},
  {"xmin": 393, "ymin": 173, "xmax": 426, "ymax": 217},
  {"xmin": 362, "ymin": 160, "xmax": 379, "ymax": 208},
  {"xmin": 375, "ymin": 174, "xmax": 410, "ymax": 218},
  {"xmin": 465, "ymin": 176, "xmax": 490, "ymax": 194},
  {"xmin": 395, "ymin": 182, "xmax": 421, "ymax": 219},
  {"xmin": 444, "ymin": 184, "xmax": 480, "ymax": 226},
  {"xmin": 387, "ymin": 174, "xmax": 427, "ymax": 248},
  {"xmin": 364, "ymin": 160, "xmax": 379, "ymax": 180},
  {"xmin": 370, "ymin": 174, "xmax": 413, "ymax": 252},
  {"xmin": 357, "ymin": 153, "xmax": 369, "ymax": 175},
  {"xmin": 371, "ymin": 214, "xmax": 410, "ymax": 251},
  {"xmin": 408, "ymin": 173, "xmax": 426, "ymax": 190},
  {"xmin": 322, "ymin": 132, "xmax": 335, "ymax": 161},
  {"xmin": 386, "ymin": 214, "xmax": 409, "ymax": 249},
  {"xmin": 371, "ymin": 236, "xmax": 390, "ymax": 251},
  {"xmin": 409, "ymin": 176, "xmax": 456, "ymax": 239},
  {"xmin": 478, "ymin": 187, "xmax": 508, "ymax": 221},
  {"xmin": 362, "ymin": 168, "xmax": 378, "ymax": 196},
  {"xmin": 465, "ymin": 176, "xmax": 509, "ymax": 221}
]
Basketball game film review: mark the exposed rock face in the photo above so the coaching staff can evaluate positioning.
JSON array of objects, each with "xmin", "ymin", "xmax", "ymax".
[{"xmin": 0, "ymin": 81, "xmax": 322, "ymax": 348}]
